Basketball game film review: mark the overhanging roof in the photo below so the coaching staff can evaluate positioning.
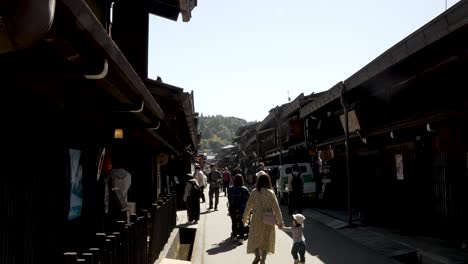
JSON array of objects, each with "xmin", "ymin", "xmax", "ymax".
[
  {"xmin": 300, "ymin": 82, "xmax": 343, "ymax": 118},
  {"xmin": 281, "ymin": 94, "xmax": 304, "ymax": 119},
  {"xmin": 59, "ymin": 0, "xmax": 165, "ymax": 122},
  {"xmin": 300, "ymin": 1, "xmax": 468, "ymax": 118},
  {"xmin": 257, "ymin": 106, "xmax": 284, "ymax": 131},
  {"xmin": 147, "ymin": 78, "xmax": 198, "ymax": 151},
  {"xmin": 148, "ymin": 0, "xmax": 197, "ymax": 22}
]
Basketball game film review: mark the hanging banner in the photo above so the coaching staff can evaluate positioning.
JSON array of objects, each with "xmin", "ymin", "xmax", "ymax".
[
  {"xmin": 68, "ymin": 149, "xmax": 83, "ymax": 221},
  {"xmin": 339, "ymin": 110, "xmax": 361, "ymax": 133},
  {"xmin": 395, "ymin": 154, "xmax": 404, "ymax": 180}
]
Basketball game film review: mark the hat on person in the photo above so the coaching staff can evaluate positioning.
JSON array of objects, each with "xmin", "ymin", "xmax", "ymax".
[{"xmin": 293, "ymin": 214, "xmax": 306, "ymax": 225}]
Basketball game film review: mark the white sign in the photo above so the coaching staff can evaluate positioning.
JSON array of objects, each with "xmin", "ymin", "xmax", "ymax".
[
  {"xmin": 340, "ymin": 110, "xmax": 361, "ymax": 133},
  {"xmin": 395, "ymin": 154, "xmax": 404, "ymax": 180}
]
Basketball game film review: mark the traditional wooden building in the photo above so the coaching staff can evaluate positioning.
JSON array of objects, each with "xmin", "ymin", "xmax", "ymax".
[
  {"xmin": 299, "ymin": 1, "xmax": 468, "ymax": 243},
  {"xmin": 1, "ymin": 0, "xmax": 198, "ymax": 263},
  {"xmin": 253, "ymin": 93, "xmax": 321, "ymax": 166},
  {"xmin": 232, "ymin": 123, "xmax": 258, "ymax": 183},
  {"xmin": 233, "ymin": 1, "xmax": 468, "ymax": 246}
]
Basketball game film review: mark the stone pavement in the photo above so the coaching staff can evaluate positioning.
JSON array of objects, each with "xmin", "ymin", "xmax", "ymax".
[
  {"xmin": 157, "ymin": 195, "xmax": 467, "ymax": 264},
  {"xmin": 193, "ymin": 195, "xmax": 397, "ymax": 264},
  {"xmin": 307, "ymin": 208, "xmax": 468, "ymax": 264},
  {"xmin": 196, "ymin": 195, "xmax": 324, "ymax": 264}
]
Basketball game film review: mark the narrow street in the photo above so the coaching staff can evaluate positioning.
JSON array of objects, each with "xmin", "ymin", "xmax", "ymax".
[
  {"xmin": 199, "ymin": 195, "xmax": 397, "ymax": 264},
  {"xmin": 3, "ymin": 1, "xmax": 468, "ymax": 263}
]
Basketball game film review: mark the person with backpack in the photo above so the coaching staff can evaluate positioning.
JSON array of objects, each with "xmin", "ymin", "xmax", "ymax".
[
  {"xmin": 288, "ymin": 164, "xmax": 304, "ymax": 215},
  {"xmin": 207, "ymin": 164, "xmax": 222, "ymax": 210},
  {"xmin": 228, "ymin": 174, "xmax": 250, "ymax": 244},
  {"xmin": 183, "ymin": 174, "xmax": 201, "ymax": 224}
]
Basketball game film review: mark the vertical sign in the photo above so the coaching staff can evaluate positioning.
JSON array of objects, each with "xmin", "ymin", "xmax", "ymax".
[
  {"xmin": 340, "ymin": 110, "xmax": 361, "ymax": 132},
  {"xmin": 68, "ymin": 149, "xmax": 83, "ymax": 220},
  {"xmin": 395, "ymin": 154, "xmax": 404, "ymax": 180}
]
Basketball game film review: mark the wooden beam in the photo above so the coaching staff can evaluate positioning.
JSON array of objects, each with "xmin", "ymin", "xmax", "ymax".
[{"xmin": 58, "ymin": 0, "xmax": 165, "ymax": 121}]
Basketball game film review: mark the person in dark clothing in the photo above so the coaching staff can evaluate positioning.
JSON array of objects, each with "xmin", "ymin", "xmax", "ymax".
[
  {"xmin": 183, "ymin": 175, "xmax": 201, "ymax": 224},
  {"xmin": 207, "ymin": 164, "xmax": 222, "ymax": 210},
  {"xmin": 232, "ymin": 164, "xmax": 242, "ymax": 179},
  {"xmin": 288, "ymin": 164, "xmax": 304, "ymax": 215},
  {"xmin": 255, "ymin": 162, "xmax": 272, "ymax": 185},
  {"xmin": 228, "ymin": 174, "xmax": 250, "ymax": 244},
  {"xmin": 254, "ymin": 162, "xmax": 266, "ymax": 186}
]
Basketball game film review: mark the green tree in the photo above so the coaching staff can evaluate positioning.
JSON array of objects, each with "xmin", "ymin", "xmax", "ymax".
[{"xmin": 199, "ymin": 115, "xmax": 252, "ymax": 152}]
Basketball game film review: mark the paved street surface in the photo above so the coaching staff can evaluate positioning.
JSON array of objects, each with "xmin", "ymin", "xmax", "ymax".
[{"xmin": 199, "ymin": 195, "xmax": 397, "ymax": 264}]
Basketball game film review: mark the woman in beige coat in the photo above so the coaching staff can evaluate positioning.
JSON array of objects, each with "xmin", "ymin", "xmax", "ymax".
[{"xmin": 243, "ymin": 171, "xmax": 284, "ymax": 264}]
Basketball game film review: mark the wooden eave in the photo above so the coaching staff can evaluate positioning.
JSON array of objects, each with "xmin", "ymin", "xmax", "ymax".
[
  {"xmin": 280, "ymin": 93, "xmax": 304, "ymax": 119},
  {"xmin": 257, "ymin": 105, "xmax": 285, "ymax": 131},
  {"xmin": 146, "ymin": 0, "xmax": 197, "ymax": 22},
  {"xmin": 146, "ymin": 79, "xmax": 198, "ymax": 152},
  {"xmin": 148, "ymin": 0, "xmax": 180, "ymax": 21},
  {"xmin": 300, "ymin": 1, "xmax": 468, "ymax": 119},
  {"xmin": 236, "ymin": 122, "xmax": 258, "ymax": 137},
  {"xmin": 300, "ymin": 82, "xmax": 343, "ymax": 119},
  {"xmin": 246, "ymin": 134, "xmax": 257, "ymax": 148},
  {"xmin": 58, "ymin": 0, "xmax": 165, "ymax": 123}
]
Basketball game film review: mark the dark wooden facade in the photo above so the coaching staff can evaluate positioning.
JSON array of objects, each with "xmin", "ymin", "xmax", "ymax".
[
  {"xmin": 298, "ymin": 2, "xmax": 468, "ymax": 241},
  {"xmin": 1, "ymin": 0, "xmax": 198, "ymax": 263},
  {"xmin": 233, "ymin": 1, "xmax": 468, "ymax": 244}
]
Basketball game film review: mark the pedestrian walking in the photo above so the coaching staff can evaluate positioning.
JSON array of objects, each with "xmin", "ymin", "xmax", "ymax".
[
  {"xmin": 288, "ymin": 164, "xmax": 304, "ymax": 215},
  {"xmin": 207, "ymin": 164, "xmax": 222, "ymax": 210},
  {"xmin": 281, "ymin": 214, "xmax": 306, "ymax": 264},
  {"xmin": 228, "ymin": 174, "xmax": 250, "ymax": 244},
  {"xmin": 193, "ymin": 166, "xmax": 206, "ymax": 203},
  {"xmin": 183, "ymin": 174, "xmax": 201, "ymax": 224},
  {"xmin": 243, "ymin": 171, "xmax": 284, "ymax": 264},
  {"xmin": 254, "ymin": 162, "xmax": 266, "ymax": 186},
  {"xmin": 222, "ymin": 167, "xmax": 232, "ymax": 196},
  {"xmin": 232, "ymin": 164, "xmax": 242, "ymax": 179}
]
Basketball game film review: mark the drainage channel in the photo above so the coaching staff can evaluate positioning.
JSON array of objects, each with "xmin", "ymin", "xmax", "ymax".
[{"xmin": 164, "ymin": 227, "xmax": 197, "ymax": 263}]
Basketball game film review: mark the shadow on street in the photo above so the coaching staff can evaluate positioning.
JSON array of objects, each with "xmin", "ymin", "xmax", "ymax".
[
  {"xmin": 206, "ymin": 238, "xmax": 240, "ymax": 255},
  {"xmin": 278, "ymin": 205, "xmax": 395, "ymax": 264},
  {"xmin": 176, "ymin": 222, "xmax": 197, "ymax": 228}
]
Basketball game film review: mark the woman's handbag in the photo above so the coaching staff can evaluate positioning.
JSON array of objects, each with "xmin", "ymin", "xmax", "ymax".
[{"xmin": 262, "ymin": 211, "xmax": 277, "ymax": 226}]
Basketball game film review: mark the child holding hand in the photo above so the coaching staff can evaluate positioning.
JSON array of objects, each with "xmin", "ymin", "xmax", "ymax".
[{"xmin": 282, "ymin": 214, "xmax": 306, "ymax": 264}]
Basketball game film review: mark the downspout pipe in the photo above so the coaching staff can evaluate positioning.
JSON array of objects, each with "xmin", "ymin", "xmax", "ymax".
[
  {"xmin": 0, "ymin": 0, "xmax": 56, "ymax": 54},
  {"xmin": 340, "ymin": 81, "xmax": 352, "ymax": 225},
  {"xmin": 84, "ymin": 59, "xmax": 108, "ymax": 79}
]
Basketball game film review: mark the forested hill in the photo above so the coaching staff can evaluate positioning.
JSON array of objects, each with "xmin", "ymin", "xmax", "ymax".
[{"xmin": 199, "ymin": 115, "xmax": 250, "ymax": 152}]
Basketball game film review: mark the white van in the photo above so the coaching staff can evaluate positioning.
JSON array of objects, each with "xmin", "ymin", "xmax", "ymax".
[{"xmin": 275, "ymin": 163, "xmax": 315, "ymax": 204}]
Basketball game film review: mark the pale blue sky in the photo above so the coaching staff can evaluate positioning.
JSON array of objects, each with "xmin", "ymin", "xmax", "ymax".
[{"xmin": 149, "ymin": 0, "xmax": 459, "ymax": 122}]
